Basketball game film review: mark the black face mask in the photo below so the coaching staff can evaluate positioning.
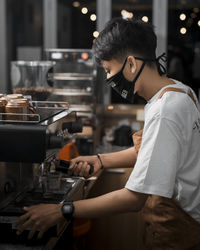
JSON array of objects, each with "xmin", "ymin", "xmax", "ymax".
[{"xmin": 106, "ymin": 53, "xmax": 167, "ymax": 103}]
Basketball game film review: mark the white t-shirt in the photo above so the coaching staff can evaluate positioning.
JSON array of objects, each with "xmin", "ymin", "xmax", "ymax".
[{"xmin": 125, "ymin": 80, "xmax": 200, "ymax": 222}]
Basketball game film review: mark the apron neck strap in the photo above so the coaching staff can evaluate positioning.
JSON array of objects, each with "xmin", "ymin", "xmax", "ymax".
[{"xmin": 158, "ymin": 87, "xmax": 197, "ymax": 107}]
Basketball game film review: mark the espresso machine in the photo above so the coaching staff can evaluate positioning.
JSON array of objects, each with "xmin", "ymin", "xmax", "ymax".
[
  {"xmin": 44, "ymin": 49, "xmax": 97, "ymax": 155},
  {"xmin": 0, "ymin": 101, "xmax": 85, "ymax": 249},
  {"xmin": 11, "ymin": 50, "xmax": 97, "ymax": 156}
]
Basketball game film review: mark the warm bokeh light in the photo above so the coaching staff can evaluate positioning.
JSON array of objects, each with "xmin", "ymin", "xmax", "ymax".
[
  {"xmin": 121, "ymin": 9, "xmax": 133, "ymax": 19},
  {"xmin": 198, "ymin": 20, "xmax": 200, "ymax": 27},
  {"xmin": 142, "ymin": 16, "xmax": 148, "ymax": 22},
  {"xmin": 81, "ymin": 7, "xmax": 88, "ymax": 14},
  {"xmin": 179, "ymin": 13, "xmax": 186, "ymax": 21},
  {"xmin": 72, "ymin": 1, "xmax": 80, "ymax": 8},
  {"xmin": 121, "ymin": 10, "xmax": 126, "ymax": 16},
  {"xmin": 193, "ymin": 7, "xmax": 199, "ymax": 13},
  {"xmin": 93, "ymin": 31, "xmax": 99, "ymax": 38},
  {"xmin": 180, "ymin": 27, "xmax": 187, "ymax": 34},
  {"xmin": 107, "ymin": 105, "xmax": 114, "ymax": 111},
  {"xmin": 129, "ymin": 12, "xmax": 133, "ymax": 18},
  {"xmin": 90, "ymin": 14, "xmax": 97, "ymax": 21}
]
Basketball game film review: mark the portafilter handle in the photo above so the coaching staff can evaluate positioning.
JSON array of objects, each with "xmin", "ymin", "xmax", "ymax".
[{"xmin": 54, "ymin": 159, "xmax": 94, "ymax": 175}]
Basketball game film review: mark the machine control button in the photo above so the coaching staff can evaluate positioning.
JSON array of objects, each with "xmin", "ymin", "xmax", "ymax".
[
  {"xmin": 81, "ymin": 52, "xmax": 89, "ymax": 60},
  {"xmin": 4, "ymin": 182, "xmax": 15, "ymax": 194}
]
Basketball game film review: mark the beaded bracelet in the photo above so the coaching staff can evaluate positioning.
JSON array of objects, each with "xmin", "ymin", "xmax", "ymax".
[{"xmin": 97, "ymin": 154, "xmax": 104, "ymax": 169}]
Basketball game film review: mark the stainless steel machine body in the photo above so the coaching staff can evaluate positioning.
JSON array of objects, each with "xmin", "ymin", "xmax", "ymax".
[
  {"xmin": 10, "ymin": 49, "xmax": 97, "ymax": 155},
  {"xmin": 0, "ymin": 102, "xmax": 84, "ymax": 249},
  {"xmin": 44, "ymin": 49, "xmax": 97, "ymax": 155}
]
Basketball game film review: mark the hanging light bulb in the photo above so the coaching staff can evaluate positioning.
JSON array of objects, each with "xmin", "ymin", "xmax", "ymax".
[
  {"xmin": 90, "ymin": 14, "xmax": 97, "ymax": 21},
  {"xmin": 93, "ymin": 31, "xmax": 99, "ymax": 38},
  {"xmin": 81, "ymin": 7, "xmax": 88, "ymax": 14},
  {"xmin": 180, "ymin": 27, "xmax": 187, "ymax": 34},
  {"xmin": 179, "ymin": 13, "xmax": 186, "ymax": 21},
  {"xmin": 142, "ymin": 16, "xmax": 148, "ymax": 22}
]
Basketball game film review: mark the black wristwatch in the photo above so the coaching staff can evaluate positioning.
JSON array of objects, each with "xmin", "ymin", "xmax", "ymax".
[{"xmin": 61, "ymin": 200, "xmax": 74, "ymax": 221}]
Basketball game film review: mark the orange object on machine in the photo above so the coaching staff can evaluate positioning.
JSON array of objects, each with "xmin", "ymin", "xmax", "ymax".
[{"xmin": 57, "ymin": 141, "xmax": 79, "ymax": 161}]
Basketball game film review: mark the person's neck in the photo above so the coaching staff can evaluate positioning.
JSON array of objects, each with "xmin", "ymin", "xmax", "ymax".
[{"xmin": 138, "ymin": 67, "xmax": 175, "ymax": 101}]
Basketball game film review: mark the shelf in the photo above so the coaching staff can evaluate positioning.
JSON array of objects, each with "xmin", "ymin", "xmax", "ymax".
[
  {"xmin": 53, "ymin": 89, "xmax": 93, "ymax": 96},
  {"xmin": 50, "ymin": 73, "xmax": 94, "ymax": 81}
]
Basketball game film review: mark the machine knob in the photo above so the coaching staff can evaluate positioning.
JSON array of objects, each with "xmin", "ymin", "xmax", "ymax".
[
  {"xmin": 4, "ymin": 182, "xmax": 15, "ymax": 194},
  {"xmin": 62, "ymin": 122, "xmax": 83, "ymax": 133}
]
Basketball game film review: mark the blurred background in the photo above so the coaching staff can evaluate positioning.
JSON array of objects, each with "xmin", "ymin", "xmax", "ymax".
[{"xmin": 1, "ymin": 0, "xmax": 200, "ymax": 103}]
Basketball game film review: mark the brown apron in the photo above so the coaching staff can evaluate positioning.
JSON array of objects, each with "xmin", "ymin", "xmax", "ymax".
[{"xmin": 132, "ymin": 87, "xmax": 200, "ymax": 250}]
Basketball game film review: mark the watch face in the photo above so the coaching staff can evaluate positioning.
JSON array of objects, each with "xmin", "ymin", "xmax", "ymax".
[
  {"xmin": 62, "ymin": 201, "xmax": 74, "ymax": 220},
  {"xmin": 63, "ymin": 205, "xmax": 73, "ymax": 214}
]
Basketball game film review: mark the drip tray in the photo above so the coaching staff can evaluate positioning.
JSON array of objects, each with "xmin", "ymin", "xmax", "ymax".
[
  {"xmin": 0, "ymin": 192, "xmax": 64, "ymax": 217},
  {"xmin": 0, "ymin": 177, "xmax": 83, "ymax": 218},
  {"xmin": 1, "ymin": 192, "xmax": 65, "ymax": 216}
]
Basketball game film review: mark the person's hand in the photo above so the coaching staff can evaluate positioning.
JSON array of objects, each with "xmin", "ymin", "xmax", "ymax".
[
  {"xmin": 13, "ymin": 203, "xmax": 63, "ymax": 239},
  {"xmin": 69, "ymin": 155, "xmax": 102, "ymax": 178}
]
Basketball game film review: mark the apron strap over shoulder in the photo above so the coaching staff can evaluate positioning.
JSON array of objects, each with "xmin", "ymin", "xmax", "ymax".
[
  {"xmin": 158, "ymin": 87, "xmax": 197, "ymax": 107},
  {"xmin": 132, "ymin": 87, "xmax": 197, "ymax": 156}
]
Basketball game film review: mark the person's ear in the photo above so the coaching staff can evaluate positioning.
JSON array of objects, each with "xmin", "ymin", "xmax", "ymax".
[{"xmin": 127, "ymin": 56, "xmax": 137, "ymax": 74}]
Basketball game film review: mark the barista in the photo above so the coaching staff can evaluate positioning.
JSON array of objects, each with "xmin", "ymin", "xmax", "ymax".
[{"xmin": 14, "ymin": 17, "xmax": 200, "ymax": 249}]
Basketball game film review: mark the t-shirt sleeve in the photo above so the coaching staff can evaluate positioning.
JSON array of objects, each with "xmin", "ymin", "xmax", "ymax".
[{"xmin": 125, "ymin": 116, "xmax": 182, "ymax": 198}]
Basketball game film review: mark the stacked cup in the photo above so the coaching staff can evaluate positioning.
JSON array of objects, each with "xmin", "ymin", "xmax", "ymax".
[{"xmin": 0, "ymin": 94, "xmax": 35, "ymax": 121}]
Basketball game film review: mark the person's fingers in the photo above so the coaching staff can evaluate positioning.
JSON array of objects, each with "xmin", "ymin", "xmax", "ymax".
[
  {"xmin": 83, "ymin": 164, "xmax": 91, "ymax": 178},
  {"xmin": 13, "ymin": 210, "xmax": 30, "ymax": 228},
  {"xmin": 27, "ymin": 223, "xmax": 39, "ymax": 239},
  {"xmin": 79, "ymin": 162, "xmax": 88, "ymax": 176},
  {"xmin": 69, "ymin": 160, "xmax": 77, "ymax": 169},
  {"xmin": 37, "ymin": 229, "xmax": 45, "ymax": 239},
  {"xmin": 68, "ymin": 162, "xmax": 79, "ymax": 176},
  {"xmin": 16, "ymin": 217, "xmax": 33, "ymax": 235},
  {"xmin": 69, "ymin": 157, "xmax": 83, "ymax": 169},
  {"xmin": 73, "ymin": 162, "xmax": 83, "ymax": 176}
]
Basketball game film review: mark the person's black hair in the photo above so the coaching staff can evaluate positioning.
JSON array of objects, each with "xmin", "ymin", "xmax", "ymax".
[{"xmin": 93, "ymin": 17, "xmax": 157, "ymax": 67}]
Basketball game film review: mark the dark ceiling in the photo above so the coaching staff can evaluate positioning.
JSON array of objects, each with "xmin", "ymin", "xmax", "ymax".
[{"xmin": 80, "ymin": 0, "xmax": 200, "ymax": 11}]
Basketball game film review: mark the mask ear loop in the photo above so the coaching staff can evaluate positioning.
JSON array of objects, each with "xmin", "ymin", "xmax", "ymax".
[
  {"xmin": 106, "ymin": 57, "xmax": 128, "ymax": 84},
  {"xmin": 132, "ymin": 61, "xmax": 146, "ymax": 84},
  {"xmin": 156, "ymin": 53, "xmax": 167, "ymax": 75}
]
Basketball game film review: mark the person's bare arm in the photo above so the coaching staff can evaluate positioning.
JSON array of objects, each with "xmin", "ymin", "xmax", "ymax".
[
  {"xmin": 13, "ymin": 188, "xmax": 148, "ymax": 239},
  {"xmin": 69, "ymin": 146, "xmax": 137, "ymax": 177},
  {"xmin": 99, "ymin": 146, "xmax": 137, "ymax": 169},
  {"xmin": 73, "ymin": 188, "xmax": 147, "ymax": 218}
]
